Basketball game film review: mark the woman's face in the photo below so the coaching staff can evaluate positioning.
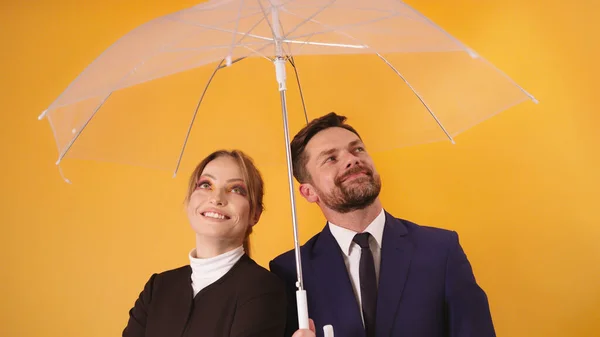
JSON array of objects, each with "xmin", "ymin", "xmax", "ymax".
[{"xmin": 187, "ymin": 156, "xmax": 252, "ymax": 243}]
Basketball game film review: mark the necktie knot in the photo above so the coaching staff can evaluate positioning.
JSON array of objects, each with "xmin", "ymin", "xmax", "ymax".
[{"xmin": 353, "ymin": 232, "xmax": 371, "ymax": 249}]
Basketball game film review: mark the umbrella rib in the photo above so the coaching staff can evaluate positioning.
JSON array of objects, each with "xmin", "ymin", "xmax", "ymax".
[
  {"xmin": 172, "ymin": 58, "xmax": 225, "ymax": 177},
  {"xmin": 55, "ymin": 92, "xmax": 113, "ymax": 165},
  {"xmin": 256, "ymin": 0, "xmax": 278, "ymax": 44},
  {"xmin": 280, "ymin": 7, "xmax": 399, "ymax": 47},
  {"xmin": 49, "ymin": 13, "xmax": 274, "ymax": 114},
  {"xmin": 276, "ymin": 0, "xmax": 338, "ymax": 41},
  {"xmin": 283, "ymin": 2, "xmax": 399, "ymax": 16},
  {"xmin": 164, "ymin": 41, "xmax": 271, "ymax": 53},
  {"xmin": 282, "ymin": 40, "xmax": 365, "ymax": 49},
  {"xmin": 288, "ymin": 56, "xmax": 309, "ymax": 124},
  {"xmin": 54, "ymin": 45, "xmax": 270, "ymax": 168},
  {"xmin": 166, "ymin": 40, "xmax": 275, "ymax": 82},
  {"xmin": 140, "ymin": 9, "xmax": 279, "ymax": 92},
  {"xmin": 401, "ymin": 3, "xmax": 478, "ymax": 58},
  {"xmin": 148, "ymin": 41, "xmax": 275, "ymax": 94},
  {"xmin": 255, "ymin": 0, "xmax": 306, "ymax": 50},
  {"xmin": 241, "ymin": 45, "xmax": 274, "ymax": 61},
  {"xmin": 227, "ymin": 0, "xmax": 252, "ymax": 62},
  {"xmin": 166, "ymin": 16, "xmax": 276, "ymax": 43},
  {"xmin": 408, "ymin": 4, "xmax": 538, "ymax": 100},
  {"xmin": 374, "ymin": 53, "xmax": 454, "ymax": 143},
  {"xmin": 291, "ymin": 13, "xmax": 456, "ymax": 143},
  {"xmin": 284, "ymin": 13, "xmax": 400, "ymax": 42},
  {"xmin": 169, "ymin": 5, "xmax": 270, "ymax": 34}
]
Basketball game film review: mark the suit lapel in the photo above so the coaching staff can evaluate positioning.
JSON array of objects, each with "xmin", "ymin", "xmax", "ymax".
[
  {"xmin": 375, "ymin": 213, "xmax": 413, "ymax": 337},
  {"xmin": 312, "ymin": 225, "xmax": 366, "ymax": 337}
]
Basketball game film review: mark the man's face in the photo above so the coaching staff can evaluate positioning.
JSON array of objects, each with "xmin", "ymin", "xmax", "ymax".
[{"xmin": 300, "ymin": 127, "xmax": 381, "ymax": 213}]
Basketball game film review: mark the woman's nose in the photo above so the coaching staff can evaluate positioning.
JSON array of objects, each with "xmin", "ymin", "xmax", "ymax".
[{"xmin": 209, "ymin": 190, "xmax": 226, "ymax": 206}]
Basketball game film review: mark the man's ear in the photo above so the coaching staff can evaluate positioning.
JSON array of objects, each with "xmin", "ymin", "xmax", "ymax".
[{"xmin": 298, "ymin": 183, "xmax": 319, "ymax": 203}]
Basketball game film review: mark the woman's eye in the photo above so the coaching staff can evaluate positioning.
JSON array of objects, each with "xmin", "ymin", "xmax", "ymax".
[
  {"xmin": 196, "ymin": 181, "xmax": 210, "ymax": 189},
  {"xmin": 231, "ymin": 186, "xmax": 247, "ymax": 195}
]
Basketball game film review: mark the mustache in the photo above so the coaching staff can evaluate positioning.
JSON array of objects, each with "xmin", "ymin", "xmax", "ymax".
[{"xmin": 336, "ymin": 165, "xmax": 373, "ymax": 184}]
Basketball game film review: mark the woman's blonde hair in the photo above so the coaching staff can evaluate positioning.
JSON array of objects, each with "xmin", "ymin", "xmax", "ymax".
[{"xmin": 185, "ymin": 149, "xmax": 265, "ymax": 256}]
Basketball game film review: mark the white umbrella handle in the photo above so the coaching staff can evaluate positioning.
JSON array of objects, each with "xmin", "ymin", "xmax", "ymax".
[
  {"xmin": 296, "ymin": 289, "xmax": 309, "ymax": 329},
  {"xmin": 296, "ymin": 289, "xmax": 335, "ymax": 336},
  {"xmin": 323, "ymin": 324, "xmax": 334, "ymax": 337}
]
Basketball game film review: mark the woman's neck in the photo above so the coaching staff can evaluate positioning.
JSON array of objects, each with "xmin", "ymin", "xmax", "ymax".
[
  {"xmin": 188, "ymin": 243, "xmax": 245, "ymax": 297},
  {"xmin": 194, "ymin": 236, "xmax": 244, "ymax": 259}
]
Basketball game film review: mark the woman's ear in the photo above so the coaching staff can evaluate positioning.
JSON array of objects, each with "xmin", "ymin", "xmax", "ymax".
[{"xmin": 251, "ymin": 209, "xmax": 262, "ymax": 226}]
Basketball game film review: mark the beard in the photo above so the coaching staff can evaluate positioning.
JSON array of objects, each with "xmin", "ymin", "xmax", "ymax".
[{"xmin": 317, "ymin": 165, "xmax": 382, "ymax": 213}]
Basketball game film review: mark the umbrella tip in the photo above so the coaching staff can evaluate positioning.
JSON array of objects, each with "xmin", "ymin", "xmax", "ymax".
[
  {"xmin": 57, "ymin": 163, "xmax": 72, "ymax": 184},
  {"xmin": 38, "ymin": 109, "xmax": 47, "ymax": 120},
  {"xmin": 226, "ymin": 55, "xmax": 232, "ymax": 67}
]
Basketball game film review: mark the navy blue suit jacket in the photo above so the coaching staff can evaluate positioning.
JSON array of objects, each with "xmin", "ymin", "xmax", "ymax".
[{"xmin": 269, "ymin": 211, "xmax": 495, "ymax": 337}]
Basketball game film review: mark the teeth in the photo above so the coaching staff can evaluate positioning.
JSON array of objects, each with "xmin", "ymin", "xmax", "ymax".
[{"xmin": 203, "ymin": 211, "xmax": 226, "ymax": 219}]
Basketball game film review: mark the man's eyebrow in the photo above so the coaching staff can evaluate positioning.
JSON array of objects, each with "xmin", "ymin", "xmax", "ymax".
[
  {"xmin": 316, "ymin": 148, "xmax": 337, "ymax": 161},
  {"xmin": 349, "ymin": 139, "xmax": 364, "ymax": 147},
  {"xmin": 315, "ymin": 140, "xmax": 365, "ymax": 161}
]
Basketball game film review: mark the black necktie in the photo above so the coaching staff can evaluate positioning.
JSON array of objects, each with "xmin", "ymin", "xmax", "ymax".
[{"xmin": 353, "ymin": 232, "xmax": 377, "ymax": 337}]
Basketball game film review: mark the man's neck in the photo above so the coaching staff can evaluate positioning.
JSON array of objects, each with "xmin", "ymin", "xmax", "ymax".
[{"xmin": 323, "ymin": 199, "xmax": 383, "ymax": 232}]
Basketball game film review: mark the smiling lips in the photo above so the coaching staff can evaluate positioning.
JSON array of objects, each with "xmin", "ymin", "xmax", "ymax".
[
  {"xmin": 343, "ymin": 171, "xmax": 367, "ymax": 181},
  {"xmin": 341, "ymin": 169, "xmax": 370, "ymax": 183},
  {"xmin": 201, "ymin": 211, "xmax": 230, "ymax": 220}
]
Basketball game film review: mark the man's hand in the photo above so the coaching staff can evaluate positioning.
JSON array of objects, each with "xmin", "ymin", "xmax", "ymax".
[{"xmin": 291, "ymin": 318, "xmax": 316, "ymax": 337}]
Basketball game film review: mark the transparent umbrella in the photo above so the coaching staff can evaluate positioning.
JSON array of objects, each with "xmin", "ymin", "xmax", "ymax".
[{"xmin": 38, "ymin": 0, "xmax": 537, "ymax": 334}]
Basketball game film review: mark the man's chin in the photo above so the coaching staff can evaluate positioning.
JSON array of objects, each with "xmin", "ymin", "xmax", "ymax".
[
  {"xmin": 343, "ymin": 181, "xmax": 376, "ymax": 194},
  {"xmin": 333, "ymin": 195, "xmax": 379, "ymax": 213}
]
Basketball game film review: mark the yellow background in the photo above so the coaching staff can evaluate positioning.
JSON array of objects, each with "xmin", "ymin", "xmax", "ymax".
[{"xmin": 2, "ymin": 1, "xmax": 599, "ymax": 337}]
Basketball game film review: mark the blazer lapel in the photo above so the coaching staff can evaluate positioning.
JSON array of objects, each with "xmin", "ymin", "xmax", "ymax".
[
  {"xmin": 375, "ymin": 213, "xmax": 413, "ymax": 337},
  {"xmin": 312, "ymin": 224, "xmax": 366, "ymax": 337},
  {"xmin": 158, "ymin": 266, "xmax": 195, "ymax": 336}
]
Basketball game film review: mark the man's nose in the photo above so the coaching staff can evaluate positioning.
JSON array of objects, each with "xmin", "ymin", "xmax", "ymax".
[{"xmin": 342, "ymin": 151, "xmax": 360, "ymax": 169}]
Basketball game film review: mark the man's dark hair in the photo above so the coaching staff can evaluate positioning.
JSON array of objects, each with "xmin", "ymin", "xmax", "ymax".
[{"xmin": 290, "ymin": 112, "xmax": 362, "ymax": 183}]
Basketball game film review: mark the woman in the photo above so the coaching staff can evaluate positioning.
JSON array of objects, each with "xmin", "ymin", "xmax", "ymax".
[{"xmin": 123, "ymin": 150, "xmax": 287, "ymax": 337}]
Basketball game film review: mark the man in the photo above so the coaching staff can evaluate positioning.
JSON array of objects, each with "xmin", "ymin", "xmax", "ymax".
[{"xmin": 269, "ymin": 112, "xmax": 495, "ymax": 337}]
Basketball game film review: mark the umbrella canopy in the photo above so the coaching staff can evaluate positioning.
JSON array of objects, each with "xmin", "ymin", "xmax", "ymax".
[{"xmin": 39, "ymin": 0, "xmax": 536, "ymax": 175}]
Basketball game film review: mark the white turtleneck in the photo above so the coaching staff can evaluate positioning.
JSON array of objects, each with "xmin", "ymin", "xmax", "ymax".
[{"xmin": 188, "ymin": 245, "xmax": 245, "ymax": 297}]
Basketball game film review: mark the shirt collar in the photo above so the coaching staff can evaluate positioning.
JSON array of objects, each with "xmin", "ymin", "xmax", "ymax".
[{"xmin": 328, "ymin": 208, "xmax": 386, "ymax": 256}]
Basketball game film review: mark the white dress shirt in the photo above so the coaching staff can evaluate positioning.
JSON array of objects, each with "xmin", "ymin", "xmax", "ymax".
[
  {"xmin": 188, "ymin": 245, "xmax": 244, "ymax": 297},
  {"xmin": 328, "ymin": 208, "xmax": 386, "ymax": 323}
]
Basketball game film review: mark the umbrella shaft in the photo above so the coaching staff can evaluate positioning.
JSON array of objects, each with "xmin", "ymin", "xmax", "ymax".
[
  {"xmin": 278, "ymin": 88, "xmax": 304, "ymax": 291},
  {"xmin": 271, "ymin": 4, "xmax": 283, "ymax": 57}
]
